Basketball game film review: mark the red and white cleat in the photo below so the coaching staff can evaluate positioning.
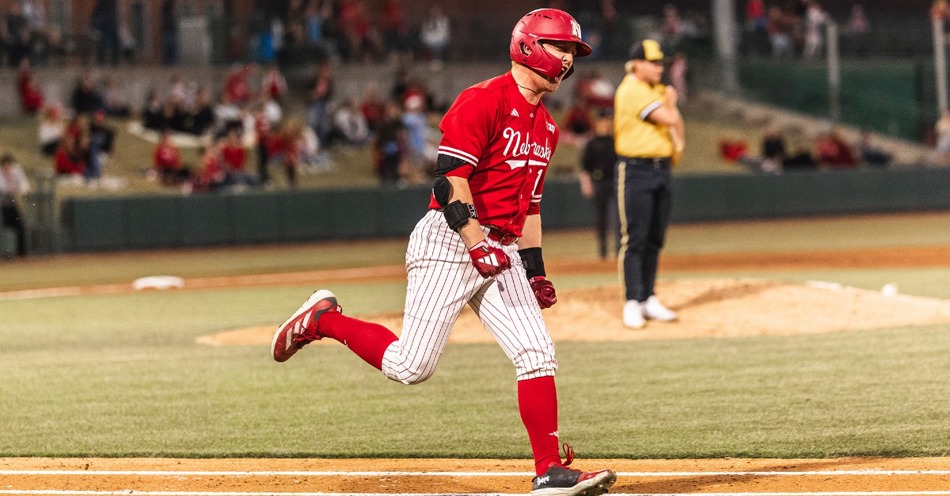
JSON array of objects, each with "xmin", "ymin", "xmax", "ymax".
[{"xmin": 271, "ymin": 289, "xmax": 340, "ymax": 363}]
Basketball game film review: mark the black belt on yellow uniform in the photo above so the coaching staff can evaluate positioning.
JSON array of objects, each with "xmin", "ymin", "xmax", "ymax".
[
  {"xmin": 621, "ymin": 156, "xmax": 671, "ymax": 169},
  {"xmin": 486, "ymin": 226, "xmax": 519, "ymax": 245}
]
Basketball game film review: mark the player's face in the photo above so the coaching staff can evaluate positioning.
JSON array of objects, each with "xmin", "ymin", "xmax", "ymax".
[
  {"xmin": 636, "ymin": 59, "xmax": 664, "ymax": 85},
  {"xmin": 541, "ymin": 41, "xmax": 578, "ymax": 88}
]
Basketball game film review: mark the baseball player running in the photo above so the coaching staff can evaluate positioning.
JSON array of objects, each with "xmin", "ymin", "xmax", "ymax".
[{"xmin": 271, "ymin": 8, "xmax": 616, "ymax": 496}]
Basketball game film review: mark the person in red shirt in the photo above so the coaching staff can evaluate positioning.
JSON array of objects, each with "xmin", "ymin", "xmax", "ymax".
[
  {"xmin": 261, "ymin": 64, "xmax": 287, "ymax": 103},
  {"xmin": 17, "ymin": 60, "xmax": 44, "ymax": 115},
  {"xmin": 153, "ymin": 128, "xmax": 190, "ymax": 186},
  {"xmin": 54, "ymin": 138, "xmax": 86, "ymax": 177},
  {"xmin": 815, "ymin": 126, "xmax": 858, "ymax": 168},
  {"xmin": 194, "ymin": 140, "xmax": 228, "ymax": 192},
  {"xmin": 270, "ymin": 9, "xmax": 616, "ymax": 496},
  {"xmin": 220, "ymin": 125, "xmax": 247, "ymax": 173},
  {"xmin": 224, "ymin": 64, "xmax": 254, "ymax": 106}
]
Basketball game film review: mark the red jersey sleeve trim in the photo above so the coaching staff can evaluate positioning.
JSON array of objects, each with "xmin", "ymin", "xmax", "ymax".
[{"xmin": 438, "ymin": 145, "xmax": 478, "ymax": 165}]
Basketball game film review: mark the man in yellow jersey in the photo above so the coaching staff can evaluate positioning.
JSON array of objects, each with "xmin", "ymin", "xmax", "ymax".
[{"xmin": 613, "ymin": 39, "xmax": 684, "ymax": 329}]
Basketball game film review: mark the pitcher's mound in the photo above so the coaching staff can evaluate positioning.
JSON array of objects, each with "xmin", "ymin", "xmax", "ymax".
[{"xmin": 197, "ymin": 279, "xmax": 950, "ymax": 346}]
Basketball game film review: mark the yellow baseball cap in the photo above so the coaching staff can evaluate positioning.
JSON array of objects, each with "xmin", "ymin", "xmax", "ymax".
[{"xmin": 629, "ymin": 39, "xmax": 664, "ymax": 62}]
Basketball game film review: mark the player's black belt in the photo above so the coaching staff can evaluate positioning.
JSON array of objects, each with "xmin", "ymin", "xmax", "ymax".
[
  {"xmin": 487, "ymin": 226, "xmax": 520, "ymax": 245},
  {"xmin": 623, "ymin": 156, "xmax": 671, "ymax": 169}
]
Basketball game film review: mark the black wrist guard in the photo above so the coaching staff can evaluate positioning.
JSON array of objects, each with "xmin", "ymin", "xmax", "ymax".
[
  {"xmin": 518, "ymin": 247, "xmax": 546, "ymax": 279},
  {"xmin": 443, "ymin": 200, "xmax": 477, "ymax": 232}
]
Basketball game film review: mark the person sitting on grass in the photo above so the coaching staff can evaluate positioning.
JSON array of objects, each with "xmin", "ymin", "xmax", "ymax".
[{"xmin": 152, "ymin": 128, "xmax": 191, "ymax": 187}]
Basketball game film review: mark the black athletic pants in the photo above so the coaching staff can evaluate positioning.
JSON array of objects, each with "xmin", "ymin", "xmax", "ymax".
[{"xmin": 617, "ymin": 157, "xmax": 673, "ymax": 302}]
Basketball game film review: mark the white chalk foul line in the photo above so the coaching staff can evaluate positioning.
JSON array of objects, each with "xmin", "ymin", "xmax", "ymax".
[
  {"xmin": 3, "ymin": 492, "xmax": 950, "ymax": 496},
  {"xmin": 2, "ymin": 469, "xmax": 950, "ymax": 477}
]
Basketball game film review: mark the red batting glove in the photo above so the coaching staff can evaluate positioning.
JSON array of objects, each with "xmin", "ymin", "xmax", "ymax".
[
  {"xmin": 468, "ymin": 240, "xmax": 511, "ymax": 278},
  {"xmin": 530, "ymin": 276, "xmax": 557, "ymax": 309}
]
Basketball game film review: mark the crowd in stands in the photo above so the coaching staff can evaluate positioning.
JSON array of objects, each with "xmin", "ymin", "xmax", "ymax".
[
  {"xmin": 741, "ymin": 0, "xmax": 872, "ymax": 59},
  {"xmin": 24, "ymin": 54, "xmax": 445, "ymax": 193},
  {"xmin": 718, "ymin": 122, "xmax": 894, "ymax": 173}
]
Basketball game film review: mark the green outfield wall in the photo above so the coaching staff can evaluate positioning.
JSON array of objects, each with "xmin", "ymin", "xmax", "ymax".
[{"xmin": 57, "ymin": 167, "xmax": 950, "ymax": 252}]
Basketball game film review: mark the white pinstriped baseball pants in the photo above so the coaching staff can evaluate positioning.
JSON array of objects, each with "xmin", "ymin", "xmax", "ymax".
[{"xmin": 380, "ymin": 210, "xmax": 557, "ymax": 384}]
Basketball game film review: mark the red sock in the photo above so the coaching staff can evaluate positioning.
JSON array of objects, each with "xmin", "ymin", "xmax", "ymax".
[
  {"xmin": 317, "ymin": 311, "xmax": 398, "ymax": 370},
  {"xmin": 518, "ymin": 375, "xmax": 562, "ymax": 476}
]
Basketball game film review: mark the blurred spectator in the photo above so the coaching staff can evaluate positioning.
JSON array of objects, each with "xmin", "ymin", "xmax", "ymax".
[
  {"xmin": 783, "ymin": 146, "xmax": 818, "ymax": 170},
  {"xmin": 760, "ymin": 122, "xmax": 787, "ymax": 174},
  {"xmin": 668, "ymin": 52, "xmax": 688, "ymax": 104},
  {"xmin": 744, "ymin": 0, "xmax": 770, "ymax": 56},
  {"xmin": 579, "ymin": 111, "xmax": 619, "ymax": 260},
  {"xmin": 4, "ymin": 3, "xmax": 30, "ymax": 67},
  {"xmin": 142, "ymin": 90, "xmax": 165, "ymax": 131},
  {"xmin": 561, "ymin": 99, "xmax": 593, "ymax": 145},
  {"xmin": 221, "ymin": 126, "xmax": 247, "ymax": 175},
  {"xmin": 54, "ymin": 135, "xmax": 87, "ymax": 179},
  {"xmin": 936, "ymin": 110, "xmax": 950, "ymax": 165},
  {"xmin": 152, "ymin": 127, "xmax": 190, "ymax": 186},
  {"xmin": 381, "ymin": 0, "xmax": 410, "ymax": 61},
  {"xmin": 184, "ymin": 87, "xmax": 215, "ymax": 136},
  {"xmin": 102, "ymin": 74, "xmax": 130, "ymax": 117},
  {"xmin": 38, "ymin": 105, "xmax": 63, "ymax": 157},
  {"xmin": 86, "ymin": 109, "xmax": 115, "ymax": 183},
  {"xmin": 337, "ymin": 0, "xmax": 379, "ymax": 62},
  {"xmin": 267, "ymin": 117, "xmax": 306, "ymax": 189},
  {"xmin": 419, "ymin": 4, "xmax": 450, "ymax": 66},
  {"xmin": 400, "ymin": 94, "xmax": 431, "ymax": 183},
  {"xmin": 161, "ymin": 0, "xmax": 178, "ymax": 65},
  {"xmin": 846, "ymin": 4, "xmax": 870, "ymax": 56},
  {"xmin": 767, "ymin": 6, "xmax": 794, "ymax": 58},
  {"xmin": 0, "ymin": 153, "xmax": 29, "ymax": 257},
  {"xmin": 252, "ymin": 106, "xmax": 271, "ymax": 185},
  {"xmin": 224, "ymin": 64, "xmax": 254, "ymax": 107},
  {"xmin": 307, "ymin": 63, "xmax": 334, "ymax": 149},
  {"xmin": 169, "ymin": 73, "xmax": 193, "ymax": 109},
  {"xmin": 803, "ymin": 1, "xmax": 828, "ymax": 60},
  {"xmin": 17, "ymin": 59, "xmax": 43, "ymax": 114},
  {"xmin": 373, "ymin": 100, "xmax": 404, "ymax": 186},
  {"xmin": 162, "ymin": 92, "xmax": 188, "ymax": 134},
  {"xmin": 661, "ymin": 3, "xmax": 684, "ymax": 49},
  {"xmin": 261, "ymin": 64, "xmax": 287, "ymax": 103},
  {"xmin": 576, "ymin": 70, "xmax": 615, "ymax": 110},
  {"xmin": 359, "ymin": 83, "xmax": 387, "ymax": 132},
  {"xmin": 848, "ymin": 4, "xmax": 869, "ymax": 33},
  {"xmin": 91, "ymin": 0, "xmax": 119, "ymax": 65},
  {"xmin": 70, "ymin": 71, "xmax": 104, "ymax": 115},
  {"xmin": 815, "ymin": 127, "xmax": 857, "ymax": 167},
  {"xmin": 598, "ymin": 0, "xmax": 620, "ymax": 59},
  {"xmin": 119, "ymin": 20, "xmax": 136, "ymax": 62},
  {"xmin": 858, "ymin": 129, "xmax": 893, "ymax": 167},
  {"xmin": 213, "ymin": 92, "xmax": 243, "ymax": 133},
  {"xmin": 332, "ymin": 97, "xmax": 370, "ymax": 147},
  {"xmin": 193, "ymin": 140, "xmax": 228, "ymax": 193}
]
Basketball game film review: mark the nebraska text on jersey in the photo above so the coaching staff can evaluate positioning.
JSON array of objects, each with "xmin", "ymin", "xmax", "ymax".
[{"xmin": 430, "ymin": 72, "xmax": 559, "ymax": 238}]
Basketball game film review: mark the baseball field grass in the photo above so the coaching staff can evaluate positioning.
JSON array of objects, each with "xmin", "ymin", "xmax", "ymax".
[{"xmin": 3, "ymin": 212, "xmax": 950, "ymax": 460}]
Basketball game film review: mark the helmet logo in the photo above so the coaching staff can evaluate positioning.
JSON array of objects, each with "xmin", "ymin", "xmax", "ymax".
[{"xmin": 571, "ymin": 20, "xmax": 582, "ymax": 40}]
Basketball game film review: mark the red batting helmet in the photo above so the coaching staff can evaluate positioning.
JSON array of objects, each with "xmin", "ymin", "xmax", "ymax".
[{"xmin": 510, "ymin": 8, "xmax": 592, "ymax": 81}]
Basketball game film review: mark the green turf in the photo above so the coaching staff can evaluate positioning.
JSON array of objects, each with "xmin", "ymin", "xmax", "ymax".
[
  {"xmin": 3, "ymin": 213, "xmax": 950, "ymax": 458},
  {"xmin": 2, "ymin": 264, "xmax": 950, "ymax": 457},
  {"xmin": 3, "ymin": 299, "xmax": 950, "ymax": 458}
]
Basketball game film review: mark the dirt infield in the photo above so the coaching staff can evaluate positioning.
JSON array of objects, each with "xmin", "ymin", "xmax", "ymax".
[{"xmin": 4, "ymin": 457, "xmax": 950, "ymax": 493}]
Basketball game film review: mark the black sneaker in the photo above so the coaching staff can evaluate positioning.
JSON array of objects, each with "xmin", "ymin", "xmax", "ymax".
[{"xmin": 530, "ymin": 463, "xmax": 617, "ymax": 496}]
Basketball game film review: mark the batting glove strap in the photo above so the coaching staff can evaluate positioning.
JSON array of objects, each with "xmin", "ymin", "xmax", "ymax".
[
  {"xmin": 468, "ymin": 240, "xmax": 511, "ymax": 278},
  {"xmin": 518, "ymin": 247, "xmax": 546, "ymax": 279},
  {"xmin": 529, "ymin": 276, "xmax": 557, "ymax": 309}
]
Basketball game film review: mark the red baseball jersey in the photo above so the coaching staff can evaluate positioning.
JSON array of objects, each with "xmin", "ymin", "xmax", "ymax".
[{"xmin": 429, "ymin": 72, "xmax": 559, "ymax": 238}]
